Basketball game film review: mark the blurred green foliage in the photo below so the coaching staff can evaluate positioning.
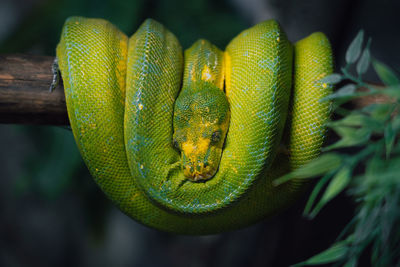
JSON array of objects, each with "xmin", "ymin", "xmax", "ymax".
[
  {"xmin": 1, "ymin": 0, "xmax": 246, "ymax": 54},
  {"xmin": 14, "ymin": 126, "xmax": 81, "ymax": 199}
]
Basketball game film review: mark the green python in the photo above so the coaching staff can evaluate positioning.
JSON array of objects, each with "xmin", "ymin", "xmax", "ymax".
[{"xmin": 56, "ymin": 16, "xmax": 333, "ymax": 234}]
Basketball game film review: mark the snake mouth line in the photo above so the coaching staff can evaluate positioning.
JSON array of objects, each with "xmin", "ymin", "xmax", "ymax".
[
  {"xmin": 183, "ymin": 165, "xmax": 217, "ymax": 182},
  {"xmin": 190, "ymin": 170, "xmax": 215, "ymax": 182}
]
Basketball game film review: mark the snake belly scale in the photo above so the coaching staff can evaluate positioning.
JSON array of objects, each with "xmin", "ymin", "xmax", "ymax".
[{"xmin": 56, "ymin": 16, "xmax": 333, "ymax": 234}]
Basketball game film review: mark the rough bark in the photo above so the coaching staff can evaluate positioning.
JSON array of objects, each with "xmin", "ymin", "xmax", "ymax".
[
  {"xmin": 0, "ymin": 54, "xmax": 389, "ymax": 126},
  {"xmin": 0, "ymin": 54, "xmax": 68, "ymax": 125}
]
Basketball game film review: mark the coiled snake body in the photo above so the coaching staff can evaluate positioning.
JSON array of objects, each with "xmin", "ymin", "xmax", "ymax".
[{"xmin": 56, "ymin": 17, "xmax": 333, "ymax": 234}]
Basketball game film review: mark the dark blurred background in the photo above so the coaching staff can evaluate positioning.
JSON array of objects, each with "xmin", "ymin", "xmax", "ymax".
[{"xmin": 0, "ymin": 0, "xmax": 399, "ymax": 266}]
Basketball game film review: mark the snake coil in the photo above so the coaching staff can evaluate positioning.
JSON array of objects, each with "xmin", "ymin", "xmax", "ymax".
[{"xmin": 56, "ymin": 16, "xmax": 333, "ymax": 234}]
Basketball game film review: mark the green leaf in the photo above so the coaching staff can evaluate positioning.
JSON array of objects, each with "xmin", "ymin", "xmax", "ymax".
[
  {"xmin": 320, "ymin": 73, "xmax": 342, "ymax": 85},
  {"xmin": 324, "ymin": 126, "xmax": 371, "ymax": 150},
  {"xmin": 329, "ymin": 113, "xmax": 383, "ymax": 129},
  {"xmin": 364, "ymin": 103, "xmax": 393, "ymax": 121},
  {"xmin": 369, "ymin": 158, "xmax": 400, "ymax": 186},
  {"xmin": 273, "ymin": 153, "xmax": 342, "ymax": 185},
  {"xmin": 293, "ymin": 240, "xmax": 349, "ymax": 266},
  {"xmin": 372, "ymin": 59, "xmax": 400, "ymax": 86},
  {"xmin": 380, "ymin": 85, "xmax": 400, "ymax": 99},
  {"xmin": 321, "ymin": 166, "xmax": 351, "ymax": 204},
  {"xmin": 384, "ymin": 124, "xmax": 395, "ymax": 158},
  {"xmin": 321, "ymin": 84, "xmax": 357, "ymax": 101},
  {"xmin": 356, "ymin": 42, "xmax": 371, "ymax": 75},
  {"xmin": 303, "ymin": 171, "xmax": 335, "ymax": 215},
  {"xmin": 343, "ymin": 257, "xmax": 357, "ymax": 267},
  {"xmin": 392, "ymin": 115, "xmax": 400, "ymax": 132},
  {"xmin": 346, "ymin": 30, "xmax": 364, "ymax": 64},
  {"xmin": 309, "ymin": 166, "xmax": 351, "ymax": 218}
]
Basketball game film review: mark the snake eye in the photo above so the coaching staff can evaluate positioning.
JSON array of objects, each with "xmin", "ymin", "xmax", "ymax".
[
  {"xmin": 173, "ymin": 139, "xmax": 180, "ymax": 150},
  {"xmin": 211, "ymin": 131, "xmax": 221, "ymax": 143}
]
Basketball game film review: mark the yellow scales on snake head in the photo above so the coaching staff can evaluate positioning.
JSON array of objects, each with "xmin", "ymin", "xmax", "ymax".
[{"xmin": 56, "ymin": 16, "xmax": 333, "ymax": 235}]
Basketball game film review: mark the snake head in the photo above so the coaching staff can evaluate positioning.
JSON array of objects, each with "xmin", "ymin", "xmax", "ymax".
[{"xmin": 173, "ymin": 83, "xmax": 230, "ymax": 182}]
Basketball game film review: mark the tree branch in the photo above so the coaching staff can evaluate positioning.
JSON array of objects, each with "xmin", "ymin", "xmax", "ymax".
[
  {"xmin": 0, "ymin": 54, "xmax": 390, "ymax": 126},
  {"xmin": 0, "ymin": 54, "xmax": 68, "ymax": 125}
]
